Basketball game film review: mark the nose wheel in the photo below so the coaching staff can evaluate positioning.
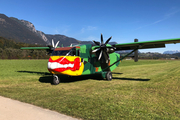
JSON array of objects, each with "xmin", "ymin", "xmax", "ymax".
[{"xmin": 52, "ymin": 75, "xmax": 60, "ymax": 85}]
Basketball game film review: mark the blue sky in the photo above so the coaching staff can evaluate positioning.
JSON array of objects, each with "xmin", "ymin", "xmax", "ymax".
[{"xmin": 1, "ymin": 0, "xmax": 180, "ymax": 53}]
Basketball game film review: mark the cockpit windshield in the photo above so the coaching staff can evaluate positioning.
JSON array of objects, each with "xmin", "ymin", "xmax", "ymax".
[
  {"xmin": 51, "ymin": 47, "xmax": 78, "ymax": 56},
  {"xmin": 51, "ymin": 50, "xmax": 69, "ymax": 56}
]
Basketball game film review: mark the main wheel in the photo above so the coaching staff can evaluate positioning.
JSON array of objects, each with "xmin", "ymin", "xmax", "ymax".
[
  {"xmin": 52, "ymin": 75, "xmax": 60, "ymax": 85},
  {"xmin": 106, "ymin": 71, "xmax": 112, "ymax": 81}
]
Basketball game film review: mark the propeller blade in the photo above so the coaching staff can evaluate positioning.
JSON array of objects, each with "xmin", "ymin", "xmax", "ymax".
[
  {"xmin": 93, "ymin": 34, "xmax": 112, "ymax": 62},
  {"xmin": 105, "ymin": 36, "xmax": 112, "ymax": 45},
  {"xmin": 98, "ymin": 50, "xmax": 103, "ymax": 60},
  {"xmin": 93, "ymin": 40, "xmax": 100, "ymax": 46},
  {"xmin": 92, "ymin": 48, "xmax": 100, "ymax": 53},
  {"xmin": 55, "ymin": 41, "xmax": 60, "ymax": 48},
  {"xmin": 101, "ymin": 33, "xmax": 103, "ymax": 45},
  {"xmin": 52, "ymin": 39, "xmax": 55, "ymax": 47},
  {"xmin": 103, "ymin": 51, "xmax": 109, "ymax": 63}
]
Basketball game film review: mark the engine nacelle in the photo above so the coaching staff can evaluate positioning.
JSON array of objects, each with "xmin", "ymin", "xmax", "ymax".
[{"xmin": 107, "ymin": 48, "xmax": 115, "ymax": 54}]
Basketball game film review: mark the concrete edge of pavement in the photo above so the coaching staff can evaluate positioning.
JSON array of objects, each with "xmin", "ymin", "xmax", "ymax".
[{"xmin": 0, "ymin": 96, "xmax": 79, "ymax": 120}]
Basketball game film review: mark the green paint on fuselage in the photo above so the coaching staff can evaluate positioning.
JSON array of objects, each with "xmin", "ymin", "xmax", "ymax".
[
  {"xmin": 109, "ymin": 52, "xmax": 120, "ymax": 71},
  {"xmin": 79, "ymin": 44, "xmax": 120, "ymax": 75},
  {"xmin": 79, "ymin": 44, "xmax": 95, "ymax": 75}
]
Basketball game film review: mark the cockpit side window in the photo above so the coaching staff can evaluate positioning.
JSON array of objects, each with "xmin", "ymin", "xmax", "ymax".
[
  {"xmin": 71, "ymin": 48, "xmax": 76, "ymax": 56},
  {"xmin": 76, "ymin": 49, "xmax": 80, "ymax": 56}
]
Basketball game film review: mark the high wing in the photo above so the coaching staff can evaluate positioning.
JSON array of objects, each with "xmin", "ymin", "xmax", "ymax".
[
  {"xmin": 21, "ymin": 46, "xmax": 54, "ymax": 54},
  {"xmin": 113, "ymin": 38, "xmax": 180, "ymax": 50},
  {"xmin": 21, "ymin": 47, "xmax": 50, "ymax": 50},
  {"xmin": 21, "ymin": 40, "xmax": 59, "ymax": 52}
]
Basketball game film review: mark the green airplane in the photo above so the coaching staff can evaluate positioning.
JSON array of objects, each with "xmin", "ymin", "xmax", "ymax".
[{"xmin": 21, "ymin": 34, "xmax": 180, "ymax": 85}]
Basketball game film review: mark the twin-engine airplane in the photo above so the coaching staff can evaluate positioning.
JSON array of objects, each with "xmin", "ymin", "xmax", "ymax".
[{"xmin": 21, "ymin": 34, "xmax": 180, "ymax": 85}]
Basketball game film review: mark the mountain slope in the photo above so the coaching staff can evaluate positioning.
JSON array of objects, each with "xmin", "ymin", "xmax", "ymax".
[
  {"xmin": 45, "ymin": 34, "xmax": 93, "ymax": 46},
  {"xmin": 0, "ymin": 13, "xmax": 93, "ymax": 46},
  {"xmin": 10, "ymin": 17, "xmax": 51, "ymax": 45},
  {"xmin": 163, "ymin": 50, "xmax": 180, "ymax": 54},
  {"xmin": 0, "ymin": 14, "xmax": 47, "ymax": 45},
  {"xmin": 11, "ymin": 17, "xmax": 93, "ymax": 46}
]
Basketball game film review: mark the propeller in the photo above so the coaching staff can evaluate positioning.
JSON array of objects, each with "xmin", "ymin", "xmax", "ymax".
[
  {"xmin": 92, "ymin": 34, "xmax": 115, "ymax": 63},
  {"xmin": 47, "ymin": 39, "xmax": 60, "ymax": 54},
  {"xmin": 52, "ymin": 39, "xmax": 60, "ymax": 48}
]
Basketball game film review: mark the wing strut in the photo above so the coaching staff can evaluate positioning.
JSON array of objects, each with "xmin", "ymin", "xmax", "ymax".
[
  {"xmin": 103, "ymin": 45, "xmax": 141, "ymax": 71},
  {"xmin": 134, "ymin": 39, "xmax": 138, "ymax": 62}
]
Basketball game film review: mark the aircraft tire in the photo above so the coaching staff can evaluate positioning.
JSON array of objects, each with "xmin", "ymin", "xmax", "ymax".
[
  {"xmin": 106, "ymin": 71, "xmax": 112, "ymax": 81},
  {"xmin": 52, "ymin": 75, "xmax": 60, "ymax": 85}
]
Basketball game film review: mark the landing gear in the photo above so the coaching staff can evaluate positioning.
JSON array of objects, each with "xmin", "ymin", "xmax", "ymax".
[
  {"xmin": 101, "ymin": 71, "xmax": 112, "ymax": 81},
  {"xmin": 52, "ymin": 75, "xmax": 60, "ymax": 85},
  {"xmin": 106, "ymin": 71, "xmax": 112, "ymax": 81}
]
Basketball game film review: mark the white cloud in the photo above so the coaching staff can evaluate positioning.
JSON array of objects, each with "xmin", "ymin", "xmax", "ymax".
[
  {"xmin": 54, "ymin": 25, "xmax": 70, "ymax": 35},
  {"xmin": 134, "ymin": 18, "xmax": 167, "ymax": 30},
  {"xmin": 152, "ymin": 19, "xmax": 165, "ymax": 25},
  {"xmin": 61, "ymin": 28, "xmax": 69, "ymax": 35},
  {"xmin": 165, "ymin": 7, "xmax": 180, "ymax": 18},
  {"xmin": 84, "ymin": 36, "xmax": 99, "ymax": 41},
  {"xmin": 80, "ymin": 26, "xmax": 97, "ymax": 33},
  {"xmin": 134, "ymin": 8, "xmax": 180, "ymax": 30},
  {"xmin": 54, "ymin": 29, "xmax": 60, "ymax": 34},
  {"xmin": 80, "ymin": 28, "xmax": 85, "ymax": 33},
  {"xmin": 87, "ymin": 26, "xmax": 97, "ymax": 30}
]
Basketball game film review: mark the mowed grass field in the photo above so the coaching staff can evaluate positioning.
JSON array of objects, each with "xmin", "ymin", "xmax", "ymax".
[{"xmin": 0, "ymin": 59, "xmax": 179, "ymax": 119}]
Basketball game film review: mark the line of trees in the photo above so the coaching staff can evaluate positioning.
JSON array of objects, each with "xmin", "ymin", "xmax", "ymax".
[
  {"xmin": 1, "ymin": 36, "xmax": 180, "ymax": 59},
  {"xmin": 0, "ymin": 36, "xmax": 50, "ymax": 59},
  {"xmin": 120, "ymin": 52, "xmax": 180, "ymax": 60},
  {"xmin": 0, "ymin": 48, "xmax": 49, "ymax": 59},
  {"xmin": 138, "ymin": 52, "xmax": 179, "ymax": 59}
]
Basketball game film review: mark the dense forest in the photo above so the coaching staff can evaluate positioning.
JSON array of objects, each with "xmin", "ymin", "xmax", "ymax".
[{"xmin": 0, "ymin": 36, "xmax": 49, "ymax": 59}]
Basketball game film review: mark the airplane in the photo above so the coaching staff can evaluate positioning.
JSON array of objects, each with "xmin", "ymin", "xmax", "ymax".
[{"xmin": 21, "ymin": 34, "xmax": 180, "ymax": 85}]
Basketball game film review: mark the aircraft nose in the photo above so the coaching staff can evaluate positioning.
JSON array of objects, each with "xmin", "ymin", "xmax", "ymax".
[{"xmin": 48, "ymin": 62, "xmax": 53, "ymax": 69}]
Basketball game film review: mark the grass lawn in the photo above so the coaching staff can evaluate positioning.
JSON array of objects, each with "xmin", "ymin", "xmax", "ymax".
[{"xmin": 0, "ymin": 59, "xmax": 179, "ymax": 119}]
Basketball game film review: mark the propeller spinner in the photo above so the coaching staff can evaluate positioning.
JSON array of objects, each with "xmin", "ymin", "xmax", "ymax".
[{"xmin": 92, "ymin": 34, "xmax": 115, "ymax": 63}]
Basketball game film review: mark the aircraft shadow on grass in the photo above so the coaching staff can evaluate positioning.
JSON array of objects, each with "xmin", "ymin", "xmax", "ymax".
[
  {"xmin": 111, "ymin": 72, "xmax": 123, "ymax": 75},
  {"xmin": 17, "ymin": 71, "xmax": 51, "ymax": 75},
  {"xmin": 111, "ymin": 72, "xmax": 150, "ymax": 81},
  {"xmin": 17, "ymin": 70, "xmax": 103, "ymax": 84},
  {"xmin": 112, "ymin": 77, "xmax": 150, "ymax": 81},
  {"xmin": 17, "ymin": 71, "xmax": 150, "ymax": 84}
]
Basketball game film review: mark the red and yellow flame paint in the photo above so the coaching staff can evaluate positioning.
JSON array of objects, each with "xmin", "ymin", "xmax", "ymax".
[{"xmin": 48, "ymin": 56, "xmax": 84, "ymax": 76}]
